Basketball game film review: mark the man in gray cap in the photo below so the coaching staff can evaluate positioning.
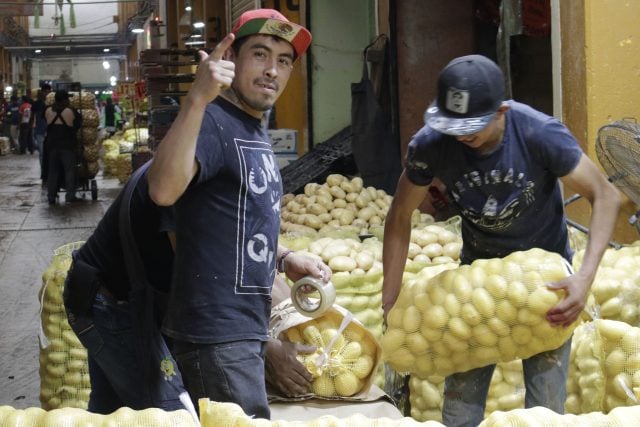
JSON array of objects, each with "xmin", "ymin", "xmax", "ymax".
[{"xmin": 381, "ymin": 54, "xmax": 620, "ymax": 426}]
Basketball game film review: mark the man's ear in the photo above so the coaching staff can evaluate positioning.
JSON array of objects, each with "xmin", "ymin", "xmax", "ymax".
[{"xmin": 497, "ymin": 103, "xmax": 511, "ymax": 116}]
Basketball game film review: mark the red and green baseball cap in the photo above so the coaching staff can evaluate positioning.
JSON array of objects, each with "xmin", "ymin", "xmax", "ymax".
[{"xmin": 232, "ymin": 8, "xmax": 312, "ymax": 59}]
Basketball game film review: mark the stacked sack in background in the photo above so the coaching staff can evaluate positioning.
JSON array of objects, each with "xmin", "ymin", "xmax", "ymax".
[
  {"xmin": 100, "ymin": 127, "xmax": 149, "ymax": 183},
  {"xmin": 71, "ymin": 91, "xmax": 101, "ymax": 179},
  {"xmin": 38, "ymin": 242, "xmax": 90, "ymax": 410}
]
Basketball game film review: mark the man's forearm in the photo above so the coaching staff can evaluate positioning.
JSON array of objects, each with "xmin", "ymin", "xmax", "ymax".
[{"xmin": 147, "ymin": 96, "xmax": 208, "ymax": 206}]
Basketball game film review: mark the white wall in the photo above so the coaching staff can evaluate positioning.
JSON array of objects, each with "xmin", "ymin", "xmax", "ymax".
[{"xmin": 30, "ymin": 57, "xmax": 120, "ymax": 89}]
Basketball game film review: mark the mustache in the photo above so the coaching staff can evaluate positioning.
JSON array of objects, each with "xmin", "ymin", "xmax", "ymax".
[{"xmin": 255, "ymin": 79, "xmax": 278, "ymax": 92}]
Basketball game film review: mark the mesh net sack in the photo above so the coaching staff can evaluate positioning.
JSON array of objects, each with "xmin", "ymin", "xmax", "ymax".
[
  {"xmin": 82, "ymin": 141, "xmax": 100, "ymax": 163},
  {"xmin": 79, "ymin": 108, "xmax": 100, "ymax": 129},
  {"xmin": 38, "ymin": 242, "xmax": 90, "ymax": 410},
  {"xmin": 485, "ymin": 360, "xmax": 524, "ymax": 416},
  {"xmin": 77, "ymin": 127, "xmax": 98, "ymax": 145},
  {"xmin": 566, "ymin": 319, "xmax": 640, "ymax": 414},
  {"xmin": 478, "ymin": 405, "xmax": 612, "ymax": 427},
  {"xmin": 199, "ymin": 399, "xmax": 443, "ymax": 426},
  {"xmin": 574, "ymin": 246, "xmax": 640, "ymax": 326},
  {"xmin": 382, "ymin": 248, "xmax": 576, "ymax": 377},
  {"xmin": 69, "ymin": 91, "xmax": 96, "ymax": 110},
  {"xmin": 0, "ymin": 405, "xmax": 197, "ymax": 426},
  {"xmin": 408, "ymin": 374, "xmax": 444, "ymax": 422},
  {"xmin": 123, "ymin": 127, "xmax": 149, "ymax": 143},
  {"xmin": 271, "ymin": 304, "xmax": 381, "ymax": 398},
  {"xmin": 408, "ymin": 359, "xmax": 524, "ymax": 423}
]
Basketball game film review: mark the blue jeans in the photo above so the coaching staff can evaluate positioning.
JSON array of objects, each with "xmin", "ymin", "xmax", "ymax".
[
  {"xmin": 68, "ymin": 293, "xmax": 187, "ymax": 414},
  {"xmin": 173, "ymin": 339, "xmax": 270, "ymax": 419},
  {"xmin": 442, "ymin": 338, "xmax": 571, "ymax": 427}
]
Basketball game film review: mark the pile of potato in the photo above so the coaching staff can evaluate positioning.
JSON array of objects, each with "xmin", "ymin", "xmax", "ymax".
[
  {"xmin": 38, "ymin": 242, "xmax": 91, "ymax": 410},
  {"xmin": 382, "ymin": 248, "xmax": 576, "ymax": 377},
  {"xmin": 280, "ymin": 174, "xmax": 430, "ymax": 239},
  {"xmin": 404, "ymin": 222, "xmax": 462, "ymax": 273}
]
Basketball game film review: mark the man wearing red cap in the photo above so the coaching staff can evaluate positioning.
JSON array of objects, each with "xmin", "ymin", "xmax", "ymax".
[{"xmin": 148, "ymin": 9, "xmax": 329, "ymax": 419}]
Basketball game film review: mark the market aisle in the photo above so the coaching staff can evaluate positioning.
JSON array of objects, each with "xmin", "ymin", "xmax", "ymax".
[{"xmin": 0, "ymin": 153, "xmax": 122, "ymax": 408}]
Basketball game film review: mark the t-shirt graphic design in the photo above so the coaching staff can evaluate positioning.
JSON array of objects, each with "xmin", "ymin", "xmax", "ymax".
[
  {"xmin": 234, "ymin": 138, "xmax": 280, "ymax": 295},
  {"xmin": 451, "ymin": 167, "xmax": 536, "ymax": 231}
]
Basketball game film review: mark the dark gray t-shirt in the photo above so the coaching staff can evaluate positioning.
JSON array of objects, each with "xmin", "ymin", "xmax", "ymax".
[
  {"xmin": 162, "ymin": 98, "xmax": 282, "ymax": 344},
  {"xmin": 405, "ymin": 101, "xmax": 583, "ymax": 263}
]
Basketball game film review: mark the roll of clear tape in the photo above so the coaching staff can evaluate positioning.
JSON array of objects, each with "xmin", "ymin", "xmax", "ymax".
[{"xmin": 290, "ymin": 276, "xmax": 336, "ymax": 318}]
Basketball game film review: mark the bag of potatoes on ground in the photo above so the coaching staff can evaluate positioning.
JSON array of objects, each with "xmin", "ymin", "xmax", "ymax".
[
  {"xmin": 199, "ymin": 399, "xmax": 441, "ymax": 427},
  {"xmin": 0, "ymin": 405, "xmax": 197, "ymax": 427},
  {"xmin": 38, "ymin": 242, "xmax": 91, "ymax": 410},
  {"xmin": 573, "ymin": 246, "xmax": 640, "ymax": 327},
  {"xmin": 269, "ymin": 300, "xmax": 382, "ymax": 400},
  {"xmin": 382, "ymin": 248, "xmax": 576, "ymax": 377},
  {"xmin": 566, "ymin": 319, "xmax": 640, "ymax": 414}
]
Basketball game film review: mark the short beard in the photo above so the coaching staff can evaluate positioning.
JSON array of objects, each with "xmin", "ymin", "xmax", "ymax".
[{"xmin": 231, "ymin": 84, "xmax": 273, "ymax": 114}]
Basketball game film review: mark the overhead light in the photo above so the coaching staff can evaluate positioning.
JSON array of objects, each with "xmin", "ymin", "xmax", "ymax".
[
  {"xmin": 103, "ymin": 48, "xmax": 110, "ymax": 52},
  {"xmin": 185, "ymin": 40, "xmax": 205, "ymax": 46},
  {"xmin": 5, "ymin": 85, "xmax": 13, "ymax": 92},
  {"xmin": 132, "ymin": 27, "xmax": 144, "ymax": 34},
  {"xmin": 193, "ymin": 21, "xmax": 205, "ymax": 29},
  {"xmin": 35, "ymin": 49, "xmax": 42, "ymax": 53},
  {"xmin": 185, "ymin": 0, "xmax": 192, "ymax": 12}
]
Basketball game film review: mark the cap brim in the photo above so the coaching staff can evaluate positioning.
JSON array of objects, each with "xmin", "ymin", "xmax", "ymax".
[
  {"xmin": 424, "ymin": 102, "xmax": 495, "ymax": 136},
  {"xmin": 235, "ymin": 18, "xmax": 311, "ymax": 58}
]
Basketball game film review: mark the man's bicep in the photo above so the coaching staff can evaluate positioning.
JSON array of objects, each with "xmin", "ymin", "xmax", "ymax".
[
  {"xmin": 559, "ymin": 153, "xmax": 609, "ymax": 201},
  {"xmin": 393, "ymin": 171, "xmax": 432, "ymax": 215}
]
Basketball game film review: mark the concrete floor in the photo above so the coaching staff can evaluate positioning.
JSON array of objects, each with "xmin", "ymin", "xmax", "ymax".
[{"xmin": 0, "ymin": 153, "xmax": 122, "ymax": 409}]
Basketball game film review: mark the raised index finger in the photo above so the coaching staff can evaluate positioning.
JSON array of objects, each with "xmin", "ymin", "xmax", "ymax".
[{"xmin": 210, "ymin": 33, "xmax": 235, "ymax": 61}]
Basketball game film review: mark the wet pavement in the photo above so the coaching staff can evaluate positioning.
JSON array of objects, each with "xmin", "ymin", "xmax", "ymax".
[{"xmin": 0, "ymin": 153, "xmax": 122, "ymax": 408}]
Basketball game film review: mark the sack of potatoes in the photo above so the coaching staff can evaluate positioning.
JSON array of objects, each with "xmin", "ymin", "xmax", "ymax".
[
  {"xmin": 270, "ymin": 301, "xmax": 381, "ymax": 399},
  {"xmin": 382, "ymin": 248, "xmax": 577, "ymax": 377}
]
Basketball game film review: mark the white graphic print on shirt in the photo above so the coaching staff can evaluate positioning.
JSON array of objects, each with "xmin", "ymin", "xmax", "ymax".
[
  {"xmin": 450, "ymin": 167, "xmax": 536, "ymax": 232},
  {"xmin": 234, "ymin": 139, "xmax": 280, "ymax": 294}
]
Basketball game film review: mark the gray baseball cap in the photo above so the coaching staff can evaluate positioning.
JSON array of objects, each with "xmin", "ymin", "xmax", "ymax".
[{"xmin": 425, "ymin": 55, "xmax": 505, "ymax": 136}]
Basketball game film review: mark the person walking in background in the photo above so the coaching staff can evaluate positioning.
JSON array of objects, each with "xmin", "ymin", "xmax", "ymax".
[
  {"xmin": 32, "ymin": 84, "xmax": 52, "ymax": 179},
  {"xmin": 7, "ymin": 95, "xmax": 20, "ymax": 153},
  {"xmin": 18, "ymin": 95, "xmax": 33, "ymax": 154},
  {"xmin": 102, "ymin": 97, "xmax": 121, "ymax": 136},
  {"xmin": 147, "ymin": 9, "xmax": 327, "ymax": 419},
  {"xmin": 44, "ymin": 90, "xmax": 82, "ymax": 205},
  {"xmin": 381, "ymin": 55, "xmax": 621, "ymax": 427}
]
